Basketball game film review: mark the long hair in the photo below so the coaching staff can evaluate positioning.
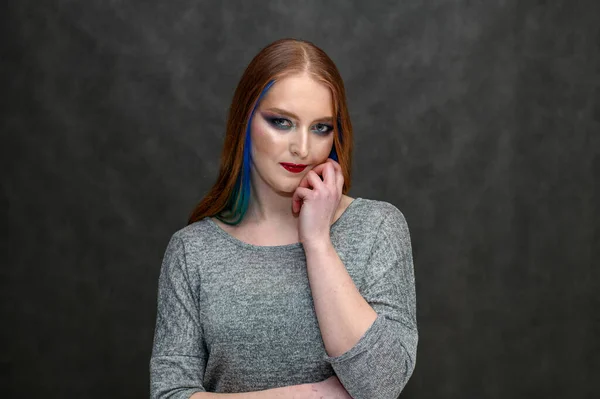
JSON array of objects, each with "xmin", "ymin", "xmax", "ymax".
[{"xmin": 187, "ymin": 38, "xmax": 354, "ymax": 226}]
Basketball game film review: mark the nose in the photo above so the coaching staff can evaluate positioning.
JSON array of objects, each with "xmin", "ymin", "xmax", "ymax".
[{"xmin": 289, "ymin": 128, "xmax": 309, "ymax": 159}]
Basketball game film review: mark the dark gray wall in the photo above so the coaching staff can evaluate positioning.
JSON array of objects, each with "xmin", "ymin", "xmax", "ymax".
[{"xmin": 3, "ymin": 1, "xmax": 599, "ymax": 398}]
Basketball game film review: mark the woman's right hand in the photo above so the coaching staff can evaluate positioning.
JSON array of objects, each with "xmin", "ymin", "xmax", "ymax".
[{"xmin": 309, "ymin": 376, "xmax": 353, "ymax": 399}]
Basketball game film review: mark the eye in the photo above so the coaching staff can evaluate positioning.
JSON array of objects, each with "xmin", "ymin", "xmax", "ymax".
[
  {"xmin": 313, "ymin": 123, "xmax": 334, "ymax": 135},
  {"xmin": 267, "ymin": 117, "xmax": 293, "ymax": 130}
]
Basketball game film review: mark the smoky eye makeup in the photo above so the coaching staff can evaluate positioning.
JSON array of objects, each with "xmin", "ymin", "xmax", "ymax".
[
  {"xmin": 314, "ymin": 123, "xmax": 334, "ymax": 134},
  {"xmin": 260, "ymin": 112, "xmax": 334, "ymax": 135},
  {"xmin": 263, "ymin": 114, "xmax": 293, "ymax": 130}
]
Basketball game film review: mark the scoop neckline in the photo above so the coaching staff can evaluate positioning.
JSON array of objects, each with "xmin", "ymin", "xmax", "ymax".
[{"xmin": 205, "ymin": 197, "xmax": 362, "ymax": 251}]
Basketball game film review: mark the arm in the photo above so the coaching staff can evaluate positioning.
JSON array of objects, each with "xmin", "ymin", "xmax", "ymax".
[
  {"xmin": 303, "ymin": 241, "xmax": 378, "ymax": 359},
  {"xmin": 190, "ymin": 376, "xmax": 355, "ymax": 399},
  {"xmin": 150, "ymin": 234, "xmax": 208, "ymax": 399},
  {"xmin": 304, "ymin": 205, "xmax": 418, "ymax": 399},
  {"xmin": 189, "ymin": 384, "xmax": 312, "ymax": 399}
]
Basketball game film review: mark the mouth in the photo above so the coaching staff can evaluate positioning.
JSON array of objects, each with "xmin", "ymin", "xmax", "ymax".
[{"xmin": 280, "ymin": 163, "xmax": 307, "ymax": 173}]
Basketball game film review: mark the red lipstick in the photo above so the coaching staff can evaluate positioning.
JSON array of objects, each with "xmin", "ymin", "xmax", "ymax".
[{"xmin": 280, "ymin": 163, "xmax": 307, "ymax": 173}]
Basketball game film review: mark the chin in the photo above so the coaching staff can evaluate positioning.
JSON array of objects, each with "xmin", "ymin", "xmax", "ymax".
[
  {"xmin": 280, "ymin": 185, "xmax": 298, "ymax": 194},
  {"xmin": 273, "ymin": 181, "xmax": 298, "ymax": 195}
]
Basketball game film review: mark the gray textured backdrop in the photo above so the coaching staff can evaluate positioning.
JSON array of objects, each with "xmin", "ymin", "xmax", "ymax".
[{"xmin": 3, "ymin": 0, "xmax": 599, "ymax": 398}]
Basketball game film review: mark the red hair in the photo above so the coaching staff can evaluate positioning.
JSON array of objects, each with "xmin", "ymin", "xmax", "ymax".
[{"xmin": 187, "ymin": 38, "xmax": 354, "ymax": 226}]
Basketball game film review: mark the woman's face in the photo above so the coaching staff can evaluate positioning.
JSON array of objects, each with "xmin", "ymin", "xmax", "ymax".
[{"xmin": 249, "ymin": 73, "xmax": 335, "ymax": 195}]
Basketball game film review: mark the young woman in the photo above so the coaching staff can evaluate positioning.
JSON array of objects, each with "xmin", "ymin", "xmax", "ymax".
[{"xmin": 150, "ymin": 38, "xmax": 418, "ymax": 399}]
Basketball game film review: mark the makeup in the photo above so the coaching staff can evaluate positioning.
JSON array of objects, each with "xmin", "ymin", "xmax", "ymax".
[
  {"xmin": 280, "ymin": 163, "xmax": 307, "ymax": 173},
  {"xmin": 261, "ymin": 113, "xmax": 334, "ymax": 135}
]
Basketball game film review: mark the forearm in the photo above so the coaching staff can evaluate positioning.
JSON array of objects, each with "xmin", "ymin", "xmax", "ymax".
[
  {"xmin": 189, "ymin": 382, "xmax": 315, "ymax": 399},
  {"xmin": 304, "ymin": 240, "xmax": 378, "ymax": 358}
]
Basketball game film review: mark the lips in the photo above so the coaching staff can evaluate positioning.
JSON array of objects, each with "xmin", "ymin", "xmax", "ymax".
[{"xmin": 280, "ymin": 163, "xmax": 307, "ymax": 173}]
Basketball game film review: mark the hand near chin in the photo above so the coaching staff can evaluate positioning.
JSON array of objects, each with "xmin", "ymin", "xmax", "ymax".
[{"xmin": 292, "ymin": 158, "xmax": 344, "ymax": 248}]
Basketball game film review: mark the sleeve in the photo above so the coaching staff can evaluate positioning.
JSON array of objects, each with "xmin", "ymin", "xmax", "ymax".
[
  {"xmin": 323, "ymin": 205, "xmax": 418, "ymax": 399},
  {"xmin": 150, "ymin": 234, "xmax": 208, "ymax": 399}
]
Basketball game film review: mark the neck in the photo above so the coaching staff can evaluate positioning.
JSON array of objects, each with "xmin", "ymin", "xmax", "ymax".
[{"xmin": 242, "ymin": 176, "xmax": 298, "ymax": 227}]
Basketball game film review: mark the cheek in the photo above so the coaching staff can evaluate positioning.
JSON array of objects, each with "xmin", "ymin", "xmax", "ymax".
[
  {"xmin": 250, "ymin": 118, "xmax": 268, "ymax": 156},
  {"xmin": 250, "ymin": 118, "xmax": 283, "ymax": 156},
  {"xmin": 316, "ymin": 135, "xmax": 335, "ymax": 159}
]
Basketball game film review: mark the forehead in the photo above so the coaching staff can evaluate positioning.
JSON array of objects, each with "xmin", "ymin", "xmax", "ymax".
[{"xmin": 259, "ymin": 73, "xmax": 333, "ymax": 116}]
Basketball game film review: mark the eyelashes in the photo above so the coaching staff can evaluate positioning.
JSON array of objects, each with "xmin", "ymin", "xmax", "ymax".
[
  {"xmin": 266, "ymin": 117, "xmax": 292, "ymax": 129},
  {"xmin": 263, "ymin": 116, "xmax": 333, "ymax": 135}
]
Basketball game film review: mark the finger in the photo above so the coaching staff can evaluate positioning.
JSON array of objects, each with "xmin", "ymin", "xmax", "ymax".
[
  {"xmin": 311, "ymin": 160, "xmax": 337, "ymax": 181},
  {"xmin": 308, "ymin": 163, "xmax": 327, "ymax": 180},
  {"xmin": 325, "ymin": 159, "xmax": 342, "ymax": 180},
  {"xmin": 321, "ymin": 162, "xmax": 335, "ymax": 186},
  {"xmin": 336, "ymin": 168, "xmax": 344, "ymax": 192},
  {"xmin": 297, "ymin": 172, "xmax": 311, "ymax": 190},
  {"xmin": 326, "ymin": 158, "xmax": 344, "ymax": 192},
  {"xmin": 306, "ymin": 170, "xmax": 325, "ymax": 190},
  {"xmin": 292, "ymin": 187, "xmax": 313, "ymax": 213},
  {"xmin": 326, "ymin": 158, "xmax": 341, "ymax": 172},
  {"xmin": 297, "ymin": 167, "xmax": 320, "ymax": 190}
]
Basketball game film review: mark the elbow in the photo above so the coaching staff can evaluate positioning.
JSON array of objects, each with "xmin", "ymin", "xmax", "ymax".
[
  {"xmin": 394, "ymin": 352, "xmax": 417, "ymax": 398},
  {"xmin": 330, "ymin": 317, "xmax": 418, "ymax": 399},
  {"xmin": 344, "ymin": 345, "xmax": 417, "ymax": 399},
  {"xmin": 150, "ymin": 356, "xmax": 207, "ymax": 399},
  {"xmin": 380, "ymin": 328, "xmax": 419, "ymax": 399},
  {"xmin": 391, "ymin": 333, "xmax": 418, "ymax": 398},
  {"xmin": 372, "ymin": 353, "xmax": 417, "ymax": 399}
]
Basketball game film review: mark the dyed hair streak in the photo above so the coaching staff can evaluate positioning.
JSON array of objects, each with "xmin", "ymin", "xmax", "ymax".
[{"xmin": 216, "ymin": 80, "xmax": 341, "ymax": 225}]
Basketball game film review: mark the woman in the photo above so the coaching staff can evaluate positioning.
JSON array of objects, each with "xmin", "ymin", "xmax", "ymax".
[{"xmin": 150, "ymin": 38, "xmax": 418, "ymax": 399}]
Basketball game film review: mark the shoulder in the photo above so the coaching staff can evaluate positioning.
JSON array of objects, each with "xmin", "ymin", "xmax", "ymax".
[
  {"xmin": 165, "ymin": 217, "xmax": 221, "ymax": 257},
  {"xmin": 336, "ymin": 197, "xmax": 410, "ymax": 250},
  {"xmin": 351, "ymin": 197, "xmax": 409, "ymax": 231},
  {"xmin": 354, "ymin": 199, "xmax": 413, "ymax": 264},
  {"xmin": 159, "ymin": 218, "xmax": 226, "ymax": 280}
]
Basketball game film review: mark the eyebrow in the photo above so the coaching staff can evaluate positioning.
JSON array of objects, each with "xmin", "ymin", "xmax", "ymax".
[{"xmin": 263, "ymin": 107, "xmax": 334, "ymax": 123}]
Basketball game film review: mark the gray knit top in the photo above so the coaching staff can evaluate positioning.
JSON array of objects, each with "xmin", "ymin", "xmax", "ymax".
[{"xmin": 150, "ymin": 197, "xmax": 418, "ymax": 399}]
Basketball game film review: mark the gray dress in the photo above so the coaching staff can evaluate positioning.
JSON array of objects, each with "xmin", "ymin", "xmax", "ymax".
[{"xmin": 150, "ymin": 197, "xmax": 418, "ymax": 399}]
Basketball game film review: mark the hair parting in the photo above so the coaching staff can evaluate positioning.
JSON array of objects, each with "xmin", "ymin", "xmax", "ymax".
[{"xmin": 187, "ymin": 38, "xmax": 353, "ymax": 226}]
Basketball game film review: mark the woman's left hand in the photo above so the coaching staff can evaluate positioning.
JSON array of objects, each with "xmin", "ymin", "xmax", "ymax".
[{"xmin": 292, "ymin": 158, "xmax": 344, "ymax": 248}]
